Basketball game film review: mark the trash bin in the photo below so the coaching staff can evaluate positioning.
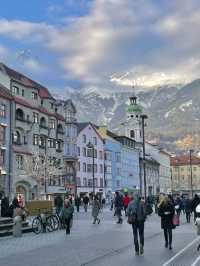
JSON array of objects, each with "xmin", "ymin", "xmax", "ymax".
[{"xmin": 13, "ymin": 215, "xmax": 22, "ymax": 237}]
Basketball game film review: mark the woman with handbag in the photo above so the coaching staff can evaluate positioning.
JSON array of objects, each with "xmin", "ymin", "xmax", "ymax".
[
  {"xmin": 127, "ymin": 195, "xmax": 146, "ymax": 256},
  {"xmin": 158, "ymin": 196, "xmax": 175, "ymax": 250}
]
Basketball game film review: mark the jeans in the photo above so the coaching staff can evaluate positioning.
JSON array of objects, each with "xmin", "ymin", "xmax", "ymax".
[
  {"xmin": 84, "ymin": 204, "xmax": 88, "ymax": 212},
  {"xmin": 132, "ymin": 222, "xmax": 144, "ymax": 252},
  {"xmin": 164, "ymin": 228, "xmax": 172, "ymax": 246},
  {"xmin": 76, "ymin": 205, "xmax": 80, "ymax": 212}
]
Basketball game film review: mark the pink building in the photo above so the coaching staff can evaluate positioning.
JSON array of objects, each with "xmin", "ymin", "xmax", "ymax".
[{"xmin": 76, "ymin": 123, "xmax": 105, "ymax": 197}]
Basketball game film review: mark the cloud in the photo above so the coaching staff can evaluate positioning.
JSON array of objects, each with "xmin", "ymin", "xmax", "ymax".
[
  {"xmin": 0, "ymin": 45, "xmax": 8, "ymax": 59},
  {"xmin": 0, "ymin": 0, "xmax": 200, "ymax": 89}
]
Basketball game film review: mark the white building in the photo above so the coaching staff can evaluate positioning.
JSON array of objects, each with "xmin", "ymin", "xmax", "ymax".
[{"xmin": 76, "ymin": 123, "xmax": 105, "ymax": 196}]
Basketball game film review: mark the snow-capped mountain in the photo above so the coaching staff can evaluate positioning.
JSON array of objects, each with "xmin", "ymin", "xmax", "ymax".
[{"xmin": 55, "ymin": 79, "xmax": 200, "ymax": 152}]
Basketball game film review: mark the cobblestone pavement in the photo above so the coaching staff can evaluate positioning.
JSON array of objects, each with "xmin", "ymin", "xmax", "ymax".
[{"xmin": 0, "ymin": 208, "xmax": 199, "ymax": 266}]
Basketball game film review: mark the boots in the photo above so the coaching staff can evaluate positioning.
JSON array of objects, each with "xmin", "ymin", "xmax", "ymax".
[{"xmin": 140, "ymin": 245, "xmax": 144, "ymax": 255}]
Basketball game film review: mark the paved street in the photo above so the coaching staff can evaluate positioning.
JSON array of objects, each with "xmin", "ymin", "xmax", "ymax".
[{"xmin": 1, "ymin": 208, "xmax": 200, "ymax": 266}]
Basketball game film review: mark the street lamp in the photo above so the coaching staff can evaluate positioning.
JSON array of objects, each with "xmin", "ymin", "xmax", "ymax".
[
  {"xmin": 141, "ymin": 114, "xmax": 148, "ymax": 200},
  {"xmin": 189, "ymin": 149, "xmax": 194, "ymax": 197},
  {"xmin": 87, "ymin": 142, "xmax": 95, "ymax": 196}
]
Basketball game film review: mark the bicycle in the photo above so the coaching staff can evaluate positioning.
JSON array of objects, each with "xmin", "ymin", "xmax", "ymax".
[
  {"xmin": 48, "ymin": 210, "xmax": 65, "ymax": 231},
  {"xmin": 32, "ymin": 209, "xmax": 54, "ymax": 234}
]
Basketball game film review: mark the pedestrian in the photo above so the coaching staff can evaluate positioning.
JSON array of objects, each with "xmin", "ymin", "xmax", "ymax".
[
  {"xmin": 75, "ymin": 196, "xmax": 81, "ymax": 212},
  {"xmin": 191, "ymin": 194, "xmax": 200, "ymax": 221},
  {"xmin": 83, "ymin": 194, "xmax": 89, "ymax": 212},
  {"xmin": 174, "ymin": 195, "xmax": 182, "ymax": 217},
  {"xmin": 1, "ymin": 194, "xmax": 9, "ymax": 217},
  {"xmin": 123, "ymin": 193, "xmax": 130, "ymax": 216},
  {"xmin": 185, "ymin": 196, "xmax": 192, "ymax": 223},
  {"xmin": 54, "ymin": 195, "xmax": 63, "ymax": 215},
  {"xmin": 92, "ymin": 196, "xmax": 101, "ymax": 224},
  {"xmin": 102, "ymin": 198, "xmax": 106, "ymax": 208},
  {"xmin": 114, "ymin": 191, "xmax": 123, "ymax": 224},
  {"xmin": 127, "ymin": 195, "xmax": 146, "ymax": 256},
  {"xmin": 158, "ymin": 196, "xmax": 175, "ymax": 250},
  {"xmin": 60, "ymin": 199, "xmax": 74, "ymax": 235}
]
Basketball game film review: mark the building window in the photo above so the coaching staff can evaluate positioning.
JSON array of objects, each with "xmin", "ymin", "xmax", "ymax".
[
  {"xmin": 83, "ymin": 178, "xmax": 87, "ymax": 187},
  {"xmin": 16, "ymin": 108, "xmax": 24, "ymax": 121},
  {"xmin": 99, "ymin": 151, "xmax": 103, "ymax": 160},
  {"xmin": 39, "ymin": 136, "xmax": 46, "ymax": 148},
  {"xmin": 16, "ymin": 155, "xmax": 23, "ymax": 169},
  {"xmin": 94, "ymin": 178, "xmax": 98, "ymax": 187},
  {"xmin": 77, "ymin": 162, "xmax": 80, "ymax": 171},
  {"xmin": 105, "ymin": 165, "xmax": 112, "ymax": 174},
  {"xmin": 49, "ymin": 119, "xmax": 55, "ymax": 129},
  {"xmin": 31, "ymin": 92, "xmax": 38, "ymax": 100},
  {"xmin": 41, "ymin": 99, "xmax": 43, "ymax": 106},
  {"xmin": 57, "ymin": 124, "xmax": 63, "ymax": 134},
  {"xmin": 116, "ymin": 152, "xmax": 121, "ymax": 162},
  {"xmin": 117, "ymin": 168, "xmax": 121, "ymax": 176},
  {"xmin": 116, "ymin": 180, "xmax": 120, "ymax": 187},
  {"xmin": 0, "ymin": 149, "xmax": 5, "ymax": 166},
  {"xmin": 0, "ymin": 104, "xmax": 6, "ymax": 117},
  {"xmin": 88, "ymin": 179, "xmax": 93, "ymax": 187},
  {"xmin": 22, "ymin": 89, "xmax": 24, "ymax": 96},
  {"xmin": 130, "ymin": 130, "xmax": 135, "ymax": 139},
  {"xmin": 100, "ymin": 178, "xmax": 104, "ymax": 187},
  {"xmin": 12, "ymin": 86, "xmax": 19, "ymax": 95},
  {"xmin": 105, "ymin": 152, "xmax": 112, "ymax": 161},
  {"xmin": 100, "ymin": 164, "xmax": 103, "ymax": 173},
  {"xmin": 33, "ymin": 112, "xmax": 39, "ymax": 123},
  {"xmin": 0, "ymin": 125, "xmax": 6, "ymax": 143},
  {"xmin": 83, "ymin": 163, "xmax": 86, "ymax": 172},
  {"xmin": 33, "ymin": 135, "xmax": 39, "ymax": 145},
  {"xmin": 83, "ymin": 147, "xmax": 86, "ymax": 157},
  {"xmin": 93, "ymin": 137, "xmax": 97, "ymax": 145},
  {"xmin": 13, "ymin": 131, "xmax": 21, "ymax": 145},
  {"xmin": 87, "ymin": 164, "xmax": 92, "ymax": 172},
  {"xmin": 77, "ymin": 147, "xmax": 80, "ymax": 156},
  {"xmin": 82, "ymin": 134, "xmax": 86, "ymax": 143},
  {"xmin": 50, "ymin": 102, "xmax": 54, "ymax": 109},
  {"xmin": 40, "ymin": 117, "xmax": 47, "ymax": 128}
]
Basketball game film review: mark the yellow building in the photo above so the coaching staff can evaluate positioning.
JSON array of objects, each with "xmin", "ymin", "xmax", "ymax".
[{"xmin": 170, "ymin": 155, "xmax": 200, "ymax": 194}]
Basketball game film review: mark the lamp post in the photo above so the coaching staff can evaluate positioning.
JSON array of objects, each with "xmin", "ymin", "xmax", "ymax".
[
  {"xmin": 141, "ymin": 114, "xmax": 148, "ymax": 200},
  {"xmin": 87, "ymin": 142, "xmax": 95, "ymax": 197},
  {"xmin": 189, "ymin": 149, "xmax": 194, "ymax": 198}
]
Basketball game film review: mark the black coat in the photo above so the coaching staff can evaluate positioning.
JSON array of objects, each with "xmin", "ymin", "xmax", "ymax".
[{"xmin": 158, "ymin": 202, "xmax": 175, "ymax": 229}]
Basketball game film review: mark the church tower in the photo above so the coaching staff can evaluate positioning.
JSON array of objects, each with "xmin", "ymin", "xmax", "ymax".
[{"xmin": 123, "ymin": 96, "xmax": 143, "ymax": 144}]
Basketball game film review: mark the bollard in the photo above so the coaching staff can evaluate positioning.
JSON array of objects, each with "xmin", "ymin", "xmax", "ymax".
[{"xmin": 13, "ymin": 215, "xmax": 22, "ymax": 237}]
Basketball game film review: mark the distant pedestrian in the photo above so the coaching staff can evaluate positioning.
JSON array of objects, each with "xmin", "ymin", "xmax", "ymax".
[
  {"xmin": 102, "ymin": 198, "xmax": 106, "ymax": 208},
  {"xmin": 191, "ymin": 194, "xmax": 200, "ymax": 221},
  {"xmin": 158, "ymin": 196, "xmax": 175, "ymax": 250},
  {"xmin": 174, "ymin": 195, "xmax": 182, "ymax": 217},
  {"xmin": 127, "ymin": 195, "xmax": 146, "ymax": 256},
  {"xmin": 83, "ymin": 195, "xmax": 90, "ymax": 212},
  {"xmin": 92, "ymin": 196, "xmax": 101, "ymax": 224},
  {"xmin": 185, "ymin": 196, "xmax": 192, "ymax": 223},
  {"xmin": 61, "ymin": 199, "xmax": 74, "ymax": 235},
  {"xmin": 75, "ymin": 196, "xmax": 81, "ymax": 212},
  {"xmin": 123, "ymin": 194, "xmax": 130, "ymax": 216},
  {"xmin": 114, "ymin": 191, "xmax": 123, "ymax": 224},
  {"xmin": 54, "ymin": 195, "xmax": 63, "ymax": 215}
]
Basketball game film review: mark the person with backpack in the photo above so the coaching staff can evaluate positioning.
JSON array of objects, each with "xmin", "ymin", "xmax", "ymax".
[
  {"xmin": 127, "ymin": 195, "xmax": 146, "ymax": 256},
  {"xmin": 158, "ymin": 196, "xmax": 175, "ymax": 250}
]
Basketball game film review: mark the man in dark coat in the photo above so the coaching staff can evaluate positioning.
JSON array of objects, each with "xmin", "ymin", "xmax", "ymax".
[
  {"xmin": 83, "ymin": 195, "xmax": 89, "ymax": 212},
  {"xmin": 75, "ymin": 196, "xmax": 81, "ymax": 212},
  {"xmin": 114, "ymin": 191, "xmax": 123, "ymax": 224},
  {"xmin": 158, "ymin": 196, "xmax": 175, "ymax": 250},
  {"xmin": 185, "ymin": 196, "xmax": 192, "ymax": 223},
  {"xmin": 1, "ymin": 195, "xmax": 9, "ymax": 217}
]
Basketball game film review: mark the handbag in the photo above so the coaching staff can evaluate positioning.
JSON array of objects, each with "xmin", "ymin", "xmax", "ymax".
[{"xmin": 172, "ymin": 214, "xmax": 180, "ymax": 226}]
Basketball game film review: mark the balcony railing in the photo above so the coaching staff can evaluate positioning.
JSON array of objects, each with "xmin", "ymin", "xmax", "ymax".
[
  {"xmin": 16, "ymin": 116, "xmax": 31, "ymax": 124},
  {"xmin": 39, "ymin": 124, "xmax": 48, "ymax": 130}
]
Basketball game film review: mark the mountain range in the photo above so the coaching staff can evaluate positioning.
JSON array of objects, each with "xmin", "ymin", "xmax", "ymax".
[{"xmin": 54, "ymin": 79, "xmax": 200, "ymax": 153}]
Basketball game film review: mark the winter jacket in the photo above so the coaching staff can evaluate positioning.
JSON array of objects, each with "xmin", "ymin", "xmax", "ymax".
[
  {"xmin": 127, "ymin": 199, "xmax": 146, "ymax": 223},
  {"xmin": 92, "ymin": 199, "xmax": 101, "ymax": 218},
  {"xmin": 158, "ymin": 202, "xmax": 175, "ymax": 229},
  {"xmin": 61, "ymin": 205, "xmax": 74, "ymax": 220}
]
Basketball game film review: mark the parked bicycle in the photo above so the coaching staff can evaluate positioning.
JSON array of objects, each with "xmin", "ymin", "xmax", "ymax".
[{"xmin": 32, "ymin": 209, "xmax": 54, "ymax": 234}]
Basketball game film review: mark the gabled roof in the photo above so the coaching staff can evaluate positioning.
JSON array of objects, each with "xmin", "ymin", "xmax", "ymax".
[
  {"xmin": 77, "ymin": 122, "xmax": 103, "ymax": 141},
  {"xmin": 0, "ymin": 63, "xmax": 54, "ymax": 100},
  {"xmin": 14, "ymin": 96, "xmax": 65, "ymax": 122},
  {"xmin": 0, "ymin": 83, "xmax": 13, "ymax": 100},
  {"xmin": 64, "ymin": 99, "xmax": 76, "ymax": 113}
]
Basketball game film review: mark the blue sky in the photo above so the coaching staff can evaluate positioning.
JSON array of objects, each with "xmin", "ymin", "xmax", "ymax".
[{"xmin": 0, "ymin": 0, "xmax": 200, "ymax": 93}]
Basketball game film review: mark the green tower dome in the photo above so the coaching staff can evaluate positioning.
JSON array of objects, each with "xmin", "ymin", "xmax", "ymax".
[{"xmin": 126, "ymin": 96, "xmax": 142, "ymax": 113}]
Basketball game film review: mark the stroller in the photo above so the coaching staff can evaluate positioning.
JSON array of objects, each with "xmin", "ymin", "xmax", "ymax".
[{"xmin": 195, "ymin": 204, "xmax": 200, "ymax": 251}]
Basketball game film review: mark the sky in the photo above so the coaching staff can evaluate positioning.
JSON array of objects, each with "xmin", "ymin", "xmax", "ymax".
[{"xmin": 0, "ymin": 0, "xmax": 200, "ymax": 93}]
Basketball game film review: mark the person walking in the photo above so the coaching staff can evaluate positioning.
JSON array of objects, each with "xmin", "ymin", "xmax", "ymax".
[
  {"xmin": 127, "ymin": 195, "xmax": 146, "ymax": 256},
  {"xmin": 123, "ymin": 194, "xmax": 130, "ymax": 216},
  {"xmin": 92, "ymin": 196, "xmax": 101, "ymax": 224},
  {"xmin": 114, "ymin": 191, "xmax": 123, "ymax": 224},
  {"xmin": 185, "ymin": 196, "xmax": 191, "ymax": 223},
  {"xmin": 54, "ymin": 195, "xmax": 63, "ymax": 215},
  {"xmin": 60, "ymin": 199, "xmax": 74, "ymax": 235},
  {"xmin": 191, "ymin": 194, "xmax": 200, "ymax": 221},
  {"xmin": 75, "ymin": 196, "xmax": 81, "ymax": 212},
  {"xmin": 158, "ymin": 196, "xmax": 175, "ymax": 250},
  {"xmin": 83, "ymin": 195, "xmax": 89, "ymax": 212}
]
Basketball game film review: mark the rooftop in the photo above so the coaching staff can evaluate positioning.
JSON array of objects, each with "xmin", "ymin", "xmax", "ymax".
[{"xmin": 170, "ymin": 155, "xmax": 200, "ymax": 166}]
